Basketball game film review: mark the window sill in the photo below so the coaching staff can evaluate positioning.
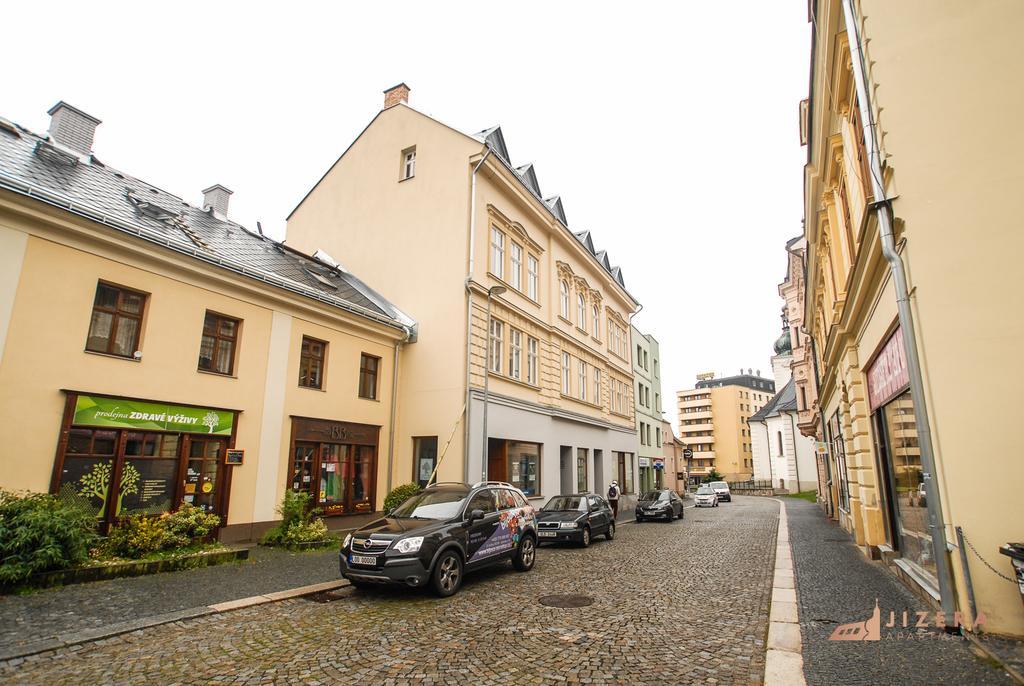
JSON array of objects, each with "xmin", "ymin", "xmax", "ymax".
[
  {"xmin": 559, "ymin": 393, "xmax": 603, "ymax": 410},
  {"xmin": 557, "ymin": 315, "xmax": 573, "ymax": 327},
  {"xmin": 83, "ymin": 349, "xmax": 141, "ymax": 363},
  {"xmin": 299, "ymin": 384, "xmax": 327, "ymax": 393},
  {"xmin": 399, "ymin": 175, "xmax": 415, "ymax": 183},
  {"xmin": 197, "ymin": 369, "xmax": 237, "ymax": 380},
  {"xmin": 493, "ymin": 373, "xmax": 541, "ymax": 392},
  {"xmin": 358, "ymin": 396, "xmax": 381, "ymax": 403}
]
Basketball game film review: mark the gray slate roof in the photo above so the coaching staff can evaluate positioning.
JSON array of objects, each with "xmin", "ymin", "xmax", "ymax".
[
  {"xmin": 0, "ymin": 116, "xmax": 414, "ymax": 333},
  {"xmin": 749, "ymin": 380, "xmax": 797, "ymax": 423}
]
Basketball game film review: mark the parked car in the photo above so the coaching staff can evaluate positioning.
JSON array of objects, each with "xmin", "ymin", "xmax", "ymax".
[
  {"xmin": 694, "ymin": 485, "xmax": 719, "ymax": 507},
  {"xmin": 536, "ymin": 493, "xmax": 615, "ymax": 547},
  {"xmin": 635, "ymin": 489, "xmax": 685, "ymax": 522},
  {"xmin": 709, "ymin": 481, "xmax": 732, "ymax": 502},
  {"xmin": 339, "ymin": 481, "xmax": 537, "ymax": 597}
]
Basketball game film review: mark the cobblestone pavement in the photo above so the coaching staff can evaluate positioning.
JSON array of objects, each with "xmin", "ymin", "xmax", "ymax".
[
  {"xmin": 0, "ymin": 497, "xmax": 779, "ymax": 685},
  {"xmin": 0, "ymin": 546, "xmax": 339, "ymax": 653},
  {"xmin": 786, "ymin": 499, "xmax": 1015, "ymax": 685}
]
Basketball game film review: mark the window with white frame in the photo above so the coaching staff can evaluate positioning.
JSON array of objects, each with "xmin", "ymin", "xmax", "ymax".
[
  {"xmin": 578, "ymin": 360, "xmax": 587, "ymax": 400},
  {"xmin": 562, "ymin": 351, "xmax": 571, "ymax": 395},
  {"xmin": 591, "ymin": 304, "xmax": 599, "ymax": 339},
  {"xmin": 577, "ymin": 293, "xmax": 586, "ymax": 329},
  {"xmin": 592, "ymin": 366, "xmax": 601, "ymax": 404},
  {"xmin": 510, "ymin": 243, "xmax": 523, "ymax": 291},
  {"xmin": 401, "ymin": 147, "xmax": 416, "ymax": 180},
  {"xmin": 489, "ymin": 319, "xmax": 503, "ymax": 374},
  {"xmin": 559, "ymin": 281, "xmax": 570, "ymax": 319},
  {"xmin": 508, "ymin": 328, "xmax": 522, "ymax": 380},
  {"xmin": 527, "ymin": 336, "xmax": 538, "ymax": 385},
  {"xmin": 527, "ymin": 255, "xmax": 539, "ymax": 300},
  {"xmin": 491, "ymin": 228, "xmax": 505, "ymax": 280}
]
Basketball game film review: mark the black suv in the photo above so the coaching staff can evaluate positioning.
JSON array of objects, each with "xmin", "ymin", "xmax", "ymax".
[{"xmin": 339, "ymin": 481, "xmax": 538, "ymax": 597}]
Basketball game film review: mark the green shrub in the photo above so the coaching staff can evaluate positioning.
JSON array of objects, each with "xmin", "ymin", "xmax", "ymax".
[
  {"xmin": 384, "ymin": 483, "xmax": 421, "ymax": 513},
  {"xmin": 105, "ymin": 514, "xmax": 170, "ymax": 558},
  {"xmin": 0, "ymin": 490, "xmax": 98, "ymax": 584},
  {"xmin": 162, "ymin": 504, "xmax": 220, "ymax": 547},
  {"xmin": 261, "ymin": 491, "xmax": 331, "ymax": 547}
]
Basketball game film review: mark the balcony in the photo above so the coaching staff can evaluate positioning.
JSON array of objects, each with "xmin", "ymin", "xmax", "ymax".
[
  {"xmin": 681, "ymin": 421, "xmax": 714, "ymax": 432},
  {"xmin": 679, "ymin": 396, "xmax": 711, "ymax": 408}
]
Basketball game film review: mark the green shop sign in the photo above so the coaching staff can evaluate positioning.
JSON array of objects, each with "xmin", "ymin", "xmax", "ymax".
[{"xmin": 73, "ymin": 395, "xmax": 234, "ymax": 436}]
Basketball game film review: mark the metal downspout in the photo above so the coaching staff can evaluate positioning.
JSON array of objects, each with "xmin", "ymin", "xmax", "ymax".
[
  {"xmin": 386, "ymin": 328, "xmax": 410, "ymax": 492},
  {"xmin": 841, "ymin": 0, "xmax": 957, "ymax": 625},
  {"xmin": 463, "ymin": 148, "xmax": 492, "ymax": 483},
  {"xmin": 789, "ymin": 412, "xmax": 802, "ymax": 492}
]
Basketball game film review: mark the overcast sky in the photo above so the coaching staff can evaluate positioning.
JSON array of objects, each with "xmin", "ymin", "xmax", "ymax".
[{"xmin": 4, "ymin": 1, "xmax": 810, "ymax": 429}]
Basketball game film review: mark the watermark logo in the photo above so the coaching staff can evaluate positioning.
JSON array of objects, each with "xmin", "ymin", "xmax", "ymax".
[{"xmin": 828, "ymin": 600, "xmax": 984, "ymax": 641}]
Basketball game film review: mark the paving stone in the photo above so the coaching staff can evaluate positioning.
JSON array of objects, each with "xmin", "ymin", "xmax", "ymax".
[
  {"xmin": 0, "ymin": 498, "xmax": 781, "ymax": 685},
  {"xmin": 767, "ymin": 622, "xmax": 802, "ymax": 653},
  {"xmin": 786, "ymin": 499, "xmax": 1015, "ymax": 685}
]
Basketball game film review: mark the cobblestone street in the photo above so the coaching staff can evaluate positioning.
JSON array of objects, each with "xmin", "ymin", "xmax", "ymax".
[{"xmin": 0, "ymin": 497, "xmax": 779, "ymax": 685}]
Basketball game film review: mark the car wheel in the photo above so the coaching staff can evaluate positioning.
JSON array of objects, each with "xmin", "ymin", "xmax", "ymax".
[
  {"xmin": 605, "ymin": 521, "xmax": 615, "ymax": 540},
  {"xmin": 430, "ymin": 550, "xmax": 463, "ymax": 597},
  {"xmin": 580, "ymin": 526, "xmax": 591, "ymax": 547},
  {"xmin": 512, "ymin": 536, "xmax": 536, "ymax": 571}
]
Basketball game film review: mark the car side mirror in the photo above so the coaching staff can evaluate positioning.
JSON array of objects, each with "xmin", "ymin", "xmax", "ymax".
[{"xmin": 466, "ymin": 508, "xmax": 485, "ymax": 524}]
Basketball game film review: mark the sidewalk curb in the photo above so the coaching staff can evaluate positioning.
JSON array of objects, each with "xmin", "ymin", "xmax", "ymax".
[
  {"xmin": 0, "ymin": 579, "xmax": 349, "ymax": 663},
  {"xmin": 963, "ymin": 633, "xmax": 1024, "ymax": 685},
  {"xmin": 765, "ymin": 499, "xmax": 807, "ymax": 686}
]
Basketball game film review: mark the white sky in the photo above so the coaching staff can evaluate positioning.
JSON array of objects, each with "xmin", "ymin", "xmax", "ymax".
[{"xmin": 3, "ymin": 1, "xmax": 810, "ymax": 431}]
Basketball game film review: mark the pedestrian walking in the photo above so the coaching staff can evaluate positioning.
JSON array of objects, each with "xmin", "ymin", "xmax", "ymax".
[{"xmin": 607, "ymin": 480, "xmax": 621, "ymax": 518}]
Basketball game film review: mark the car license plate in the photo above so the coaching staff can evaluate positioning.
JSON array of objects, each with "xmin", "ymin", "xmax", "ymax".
[
  {"xmin": 350, "ymin": 554, "xmax": 378, "ymax": 566},
  {"xmin": 539, "ymin": 531, "xmax": 557, "ymax": 537}
]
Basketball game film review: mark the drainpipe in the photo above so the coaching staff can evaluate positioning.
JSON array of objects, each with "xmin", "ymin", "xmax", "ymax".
[
  {"xmin": 789, "ymin": 412, "xmax": 802, "ymax": 492},
  {"xmin": 386, "ymin": 327, "xmax": 411, "ymax": 492},
  {"xmin": 842, "ymin": 0, "xmax": 957, "ymax": 626},
  {"xmin": 463, "ymin": 148, "xmax": 492, "ymax": 483}
]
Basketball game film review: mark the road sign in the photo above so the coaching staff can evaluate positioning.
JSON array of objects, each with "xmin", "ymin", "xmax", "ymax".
[{"xmin": 683, "ymin": 448, "xmax": 693, "ymax": 459}]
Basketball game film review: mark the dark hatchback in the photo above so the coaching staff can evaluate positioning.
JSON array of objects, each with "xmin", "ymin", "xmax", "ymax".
[
  {"xmin": 339, "ymin": 482, "xmax": 538, "ymax": 597},
  {"xmin": 535, "ymin": 493, "xmax": 616, "ymax": 547},
  {"xmin": 635, "ymin": 489, "xmax": 685, "ymax": 522}
]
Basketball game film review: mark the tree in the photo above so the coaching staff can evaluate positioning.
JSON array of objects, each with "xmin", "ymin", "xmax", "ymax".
[
  {"xmin": 203, "ymin": 412, "xmax": 219, "ymax": 434},
  {"xmin": 77, "ymin": 460, "xmax": 113, "ymax": 519},
  {"xmin": 114, "ymin": 462, "xmax": 141, "ymax": 516},
  {"xmin": 703, "ymin": 468, "xmax": 725, "ymax": 483}
]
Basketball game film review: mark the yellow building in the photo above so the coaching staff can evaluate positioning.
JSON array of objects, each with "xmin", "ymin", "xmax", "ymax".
[
  {"xmin": 803, "ymin": 1, "xmax": 1024, "ymax": 637},
  {"xmin": 677, "ymin": 372, "xmax": 774, "ymax": 483},
  {"xmin": 0, "ymin": 102, "xmax": 415, "ymax": 541},
  {"xmin": 286, "ymin": 85, "xmax": 641, "ymax": 508}
]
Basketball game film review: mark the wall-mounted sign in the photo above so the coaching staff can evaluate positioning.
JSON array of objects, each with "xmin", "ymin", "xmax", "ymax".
[
  {"xmin": 638, "ymin": 457, "xmax": 651, "ymax": 467},
  {"xmin": 73, "ymin": 395, "xmax": 234, "ymax": 435},
  {"xmin": 224, "ymin": 449, "xmax": 245, "ymax": 465},
  {"xmin": 683, "ymin": 448, "xmax": 693, "ymax": 459},
  {"xmin": 653, "ymin": 459, "xmax": 665, "ymax": 470},
  {"xmin": 865, "ymin": 328, "xmax": 910, "ymax": 411}
]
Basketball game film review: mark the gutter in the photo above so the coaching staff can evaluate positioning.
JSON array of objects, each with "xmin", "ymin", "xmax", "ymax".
[
  {"xmin": 463, "ymin": 147, "xmax": 492, "ymax": 484},
  {"xmin": 385, "ymin": 327, "xmax": 411, "ymax": 492},
  {"xmin": 841, "ymin": 0, "xmax": 957, "ymax": 627}
]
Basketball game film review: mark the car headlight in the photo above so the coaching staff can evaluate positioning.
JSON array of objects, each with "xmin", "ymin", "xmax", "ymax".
[
  {"xmin": 559, "ymin": 521, "xmax": 578, "ymax": 529},
  {"xmin": 343, "ymin": 533, "xmax": 352, "ymax": 549},
  {"xmin": 393, "ymin": 537, "xmax": 424, "ymax": 554}
]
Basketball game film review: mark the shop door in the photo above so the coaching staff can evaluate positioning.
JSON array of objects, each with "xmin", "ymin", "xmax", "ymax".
[
  {"xmin": 184, "ymin": 438, "xmax": 226, "ymax": 518},
  {"xmin": 291, "ymin": 442, "xmax": 317, "ymax": 497}
]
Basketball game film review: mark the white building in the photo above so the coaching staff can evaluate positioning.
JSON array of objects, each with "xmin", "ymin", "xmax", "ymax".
[{"xmin": 750, "ymin": 329, "xmax": 817, "ymax": 492}]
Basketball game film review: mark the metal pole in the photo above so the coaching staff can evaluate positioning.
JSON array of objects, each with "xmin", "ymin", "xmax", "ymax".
[
  {"xmin": 842, "ymin": 0, "xmax": 957, "ymax": 625},
  {"xmin": 955, "ymin": 526, "xmax": 979, "ymax": 631},
  {"xmin": 481, "ymin": 291, "xmax": 493, "ymax": 484}
]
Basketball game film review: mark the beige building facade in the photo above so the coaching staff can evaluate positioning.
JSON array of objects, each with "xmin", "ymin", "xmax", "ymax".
[
  {"xmin": 677, "ymin": 372, "xmax": 774, "ymax": 483},
  {"xmin": 286, "ymin": 85, "xmax": 641, "ymax": 510},
  {"xmin": 0, "ymin": 103, "xmax": 414, "ymax": 542},
  {"xmin": 803, "ymin": 0, "xmax": 1024, "ymax": 637}
]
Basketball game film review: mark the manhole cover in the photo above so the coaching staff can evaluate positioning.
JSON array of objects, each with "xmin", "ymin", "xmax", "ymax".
[
  {"xmin": 306, "ymin": 590, "xmax": 350, "ymax": 603},
  {"xmin": 538, "ymin": 594, "xmax": 594, "ymax": 608}
]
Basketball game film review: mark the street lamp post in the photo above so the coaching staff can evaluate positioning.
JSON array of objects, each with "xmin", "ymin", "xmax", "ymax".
[{"xmin": 481, "ymin": 285, "xmax": 507, "ymax": 484}]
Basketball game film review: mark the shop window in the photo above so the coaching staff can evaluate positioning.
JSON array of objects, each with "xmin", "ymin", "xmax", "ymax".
[
  {"xmin": 85, "ymin": 282, "xmax": 146, "ymax": 358},
  {"xmin": 359, "ymin": 353, "xmax": 380, "ymax": 400},
  {"xmin": 414, "ymin": 436, "xmax": 438, "ymax": 488},
  {"xmin": 508, "ymin": 441, "xmax": 540, "ymax": 496},
  {"xmin": 290, "ymin": 419, "xmax": 379, "ymax": 515},
  {"xmin": 55, "ymin": 428, "xmax": 118, "ymax": 520},
  {"xmin": 198, "ymin": 312, "xmax": 240, "ymax": 375},
  {"xmin": 576, "ymin": 448, "xmax": 589, "ymax": 492},
  {"xmin": 122, "ymin": 433, "xmax": 180, "ymax": 515},
  {"xmin": 299, "ymin": 336, "xmax": 327, "ymax": 389}
]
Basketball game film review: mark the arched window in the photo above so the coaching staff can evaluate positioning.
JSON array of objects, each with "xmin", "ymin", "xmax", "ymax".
[
  {"xmin": 559, "ymin": 280, "xmax": 570, "ymax": 318},
  {"xmin": 577, "ymin": 293, "xmax": 586, "ymax": 327},
  {"xmin": 591, "ymin": 304, "xmax": 599, "ymax": 338}
]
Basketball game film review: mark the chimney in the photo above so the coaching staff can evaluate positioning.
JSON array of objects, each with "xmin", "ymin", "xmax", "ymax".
[
  {"xmin": 47, "ymin": 101, "xmax": 101, "ymax": 155},
  {"xmin": 383, "ymin": 83, "xmax": 411, "ymax": 109},
  {"xmin": 202, "ymin": 184, "xmax": 233, "ymax": 219}
]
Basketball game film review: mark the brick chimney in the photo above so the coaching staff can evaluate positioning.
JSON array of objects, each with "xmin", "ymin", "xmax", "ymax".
[
  {"xmin": 47, "ymin": 101, "xmax": 101, "ymax": 155},
  {"xmin": 202, "ymin": 184, "xmax": 233, "ymax": 219},
  {"xmin": 383, "ymin": 83, "xmax": 411, "ymax": 109}
]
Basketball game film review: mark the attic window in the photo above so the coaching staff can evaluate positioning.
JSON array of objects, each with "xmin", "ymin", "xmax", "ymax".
[
  {"xmin": 304, "ymin": 267, "xmax": 338, "ymax": 290},
  {"xmin": 401, "ymin": 146, "xmax": 416, "ymax": 181}
]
